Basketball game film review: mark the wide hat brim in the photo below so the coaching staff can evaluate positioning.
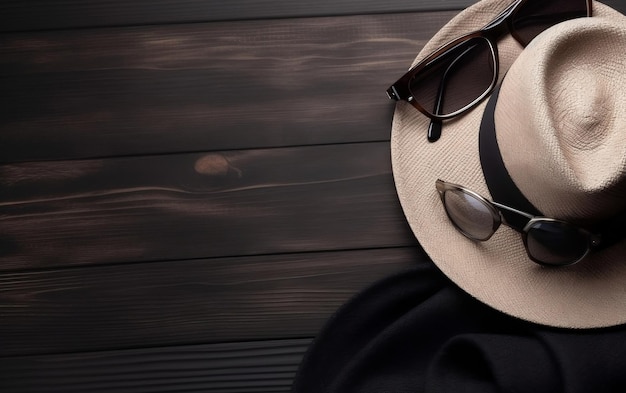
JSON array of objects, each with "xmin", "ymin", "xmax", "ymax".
[{"xmin": 390, "ymin": 0, "xmax": 626, "ymax": 328}]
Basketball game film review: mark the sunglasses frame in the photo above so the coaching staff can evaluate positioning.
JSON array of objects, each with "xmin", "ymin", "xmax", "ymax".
[
  {"xmin": 436, "ymin": 179, "xmax": 601, "ymax": 266},
  {"xmin": 387, "ymin": 0, "xmax": 593, "ymax": 120},
  {"xmin": 387, "ymin": 33, "xmax": 499, "ymax": 121}
]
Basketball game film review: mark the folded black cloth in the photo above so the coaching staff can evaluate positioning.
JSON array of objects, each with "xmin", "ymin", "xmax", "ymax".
[{"xmin": 291, "ymin": 256, "xmax": 626, "ymax": 393}]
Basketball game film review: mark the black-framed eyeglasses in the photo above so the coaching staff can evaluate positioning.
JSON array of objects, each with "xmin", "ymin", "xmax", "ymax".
[
  {"xmin": 436, "ymin": 179, "xmax": 602, "ymax": 266},
  {"xmin": 387, "ymin": 0, "xmax": 592, "ymax": 142}
]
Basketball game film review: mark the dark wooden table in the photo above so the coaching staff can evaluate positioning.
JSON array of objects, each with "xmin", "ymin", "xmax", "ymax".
[{"xmin": 1, "ymin": 1, "xmax": 624, "ymax": 391}]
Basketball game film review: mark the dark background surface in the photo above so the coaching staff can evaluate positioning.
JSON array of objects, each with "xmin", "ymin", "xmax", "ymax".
[{"xmin": 1, "ymin": 1, "xmax": 625, "ymax": 391}]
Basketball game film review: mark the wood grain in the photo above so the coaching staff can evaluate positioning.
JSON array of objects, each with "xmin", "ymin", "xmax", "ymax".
[
  {"xmin": 0, "ymin": 12, "xmax": 455, "ymax": 162},
  {"xmin": 2, "ymin": 0, "xmax": 625, "ymax": 34},
  {"xmin": 0, "ymin": 338, "xmax": 312, "ymax": 392},
  {"xmin": 2, "ymin": 7, "xmax": 626, "ymax": 162},
  {"xmin": 0, "ymin": 142, "xmax": 416, "ymax": 270},
  {"xmin": 3, "ymin": 0, "xmax": 624, "ymax": 33},
  {"xmin": 0, "ymin": 0, "xmax": 469, "ymax": 33},
  {"xmin": 0, "ymin": 247, "xmax": 423, "ymax": 356}
]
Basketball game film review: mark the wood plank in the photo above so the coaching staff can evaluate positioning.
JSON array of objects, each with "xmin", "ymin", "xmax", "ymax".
[
  {"xmin": 0, "ymin": 0, "xmax": 471, "ymax": 33},
  {"xmin": 3, "ymin": 9, "xmax": 626, "ymax": 162},
  {"xmin": 1, "ymin": 0, "xmax": 625, "ymax": 34},
  {"xmin": 0, "ymin": 12, "xmax": 455, "ymax": 162},
  {"xmin": 0, "ymin": 142, "xmax": 416, "ymax": 271},
  {"xmin": 0, "ymin": 338, "xmax": 312, "ymax": 393},
  {"xmin": 0, "ymin": 247, "xmax": 423, "ymax": 356}
]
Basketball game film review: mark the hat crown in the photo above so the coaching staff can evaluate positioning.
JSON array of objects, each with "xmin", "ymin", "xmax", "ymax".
[{"xmin": 495, "ymin": 18, "xmax": 626, "ymax": 222}]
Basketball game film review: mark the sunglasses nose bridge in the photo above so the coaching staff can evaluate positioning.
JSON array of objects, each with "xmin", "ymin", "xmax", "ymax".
[
  {"xmin": 483, "ymin": 0, "xmax": 522, "ymax": 28},
  {"xmin": 481, "ymin": 15, "xmax": 514, "ymax": 43}
]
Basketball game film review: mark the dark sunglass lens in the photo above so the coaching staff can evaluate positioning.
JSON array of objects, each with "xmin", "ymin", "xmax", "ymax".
[
  {"xmin": 409, "ymin": 37, "xmax": 495, "ymax": 118},
  {"xmin": 443, "ymin": 188, "xmax": 497, "ymax": 241},
  {"xmin": 525, "ymin": 221, "xmax": 589, "ymax": 266},
  {"xmin": 512, "ymin": 0, "xmax": 589, "ymax": 46}
]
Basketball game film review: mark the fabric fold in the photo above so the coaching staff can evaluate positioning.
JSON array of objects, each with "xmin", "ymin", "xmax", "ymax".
[
  {"xmin": 292, "ymin": 258, "xmax": 626, "ymax": 393},
  {"xmin": 426, "ymin": 334, "xmax": 560, "ymax": 393}
]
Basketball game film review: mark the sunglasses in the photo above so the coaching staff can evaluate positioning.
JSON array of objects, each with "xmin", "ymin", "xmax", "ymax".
[
  {"xmin": 387, "ymin": 0, "xmax": 592, "ymax": 142},
  {"xmin": 436, "ymin": 179, "xmax": 602, "ymax": 266}
]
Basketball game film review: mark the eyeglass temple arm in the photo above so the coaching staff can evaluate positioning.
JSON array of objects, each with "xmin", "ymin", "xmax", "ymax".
[
  {"xmin": 428, "ymin": 44, "xmax": 479, "ymax": 142},
  {"xmin": 491, "ymin": 200, "xmax": 535, "ymax": 231},
  {"xmin": 427, "ymin": 83, "xmax": 444, "ymax": 142}
]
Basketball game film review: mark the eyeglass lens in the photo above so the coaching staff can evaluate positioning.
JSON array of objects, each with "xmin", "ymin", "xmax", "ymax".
[
  {"xmin": 525, "ymin": 221, "xmax": 589, "ymax": 266},
  {"xmin": 407, "ymin": 0, "xmax": 589, "ymax": 119},
  {"xmin": 443, "ymin": 187, "xmax": 497, "ymax": 241}
]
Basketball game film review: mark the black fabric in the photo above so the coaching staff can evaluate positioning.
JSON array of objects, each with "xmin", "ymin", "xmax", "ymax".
[{"xmin": 291, "ymin": 257, "xmax": 626, "ymax": 393}]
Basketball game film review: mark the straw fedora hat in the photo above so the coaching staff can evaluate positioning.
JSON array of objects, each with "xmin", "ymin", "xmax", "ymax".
[{"xmin": 390, "ymin": 0, "xmax": 626, "ymax": 328}]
